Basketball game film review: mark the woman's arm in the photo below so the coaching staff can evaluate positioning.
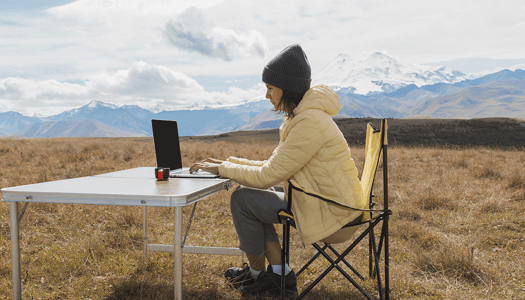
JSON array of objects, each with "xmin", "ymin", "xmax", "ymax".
[
  {"xmin": 226, "ymin": 157, "xmax": 266, "ymax": 167},
  {"xmin": 189, "ymin": 156, "xmax": 267, "ymax": 174},
  {"xmin": 219, "ymin": 117, "xmax": 323, "ymax": 189}
]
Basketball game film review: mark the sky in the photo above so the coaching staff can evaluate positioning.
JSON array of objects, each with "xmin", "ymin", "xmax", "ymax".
[{"xmin": 1, "ymin": 0, "xmax": 525, "ymax": 117}]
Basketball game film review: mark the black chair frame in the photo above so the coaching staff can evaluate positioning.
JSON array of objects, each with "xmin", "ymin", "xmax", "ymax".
[{"xmin": 279, "ymin": 119, "xmax": 391, "ymax": 300}]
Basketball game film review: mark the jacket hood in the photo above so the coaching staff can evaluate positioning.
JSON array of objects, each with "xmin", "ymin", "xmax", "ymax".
[{"xmin": 293, "ymin": 84, "xmax": 340, "ymax": 117}]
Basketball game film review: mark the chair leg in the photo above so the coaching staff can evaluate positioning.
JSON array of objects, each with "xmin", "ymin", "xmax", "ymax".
[
  {"xmin": 369, "ymin": 225, "xmax": 374, "ymax": 278},
  {"xmin": 372, "ymin": 217, "xmax": 389, "ymax": 280},
  {"xmin": 281, "ymin": 219, "xmax": 289, "ymax": 300},
  {"xmin": 370, "ymin": 218, "xmax": 392, "ymax": 300},
  {"xmin": 383, "ymin": 216, "xmax": 390, "ymax": 300},
  {"xmin": 292, "ymin": 218, "xmax": 384, "ymax": 300},
  {"xmin": 297, "ymin": 244, "xmax": 327, "ymax": 277},
  {"xmin": 299, "ymin": 242, "xmax": 366, "ymax": 280},
  {"xmin": 300, "ymin": 243, "xmax": 374, "ymax": 300},
  {"xmin": 297, "ymin": 220, "xmax": 382, "ymax": 300},
  {"xmin": 371, "ymin": 231, "xmax": 385, "ymax": 300},
  {"xmin": 377, "ymin": 219, "xmax": 386, "ymax": 259},
  {"xmin": 286, "ymin": 222, "xmax": 290, "ymax": 264},
  {"xmin": 326, "ymin": 244, "xmax": 365, "ymax": 280}
]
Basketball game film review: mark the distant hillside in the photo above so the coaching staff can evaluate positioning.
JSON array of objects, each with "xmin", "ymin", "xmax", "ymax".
[
  {"xmin": 16, "ymin": 119, "xmax": 141, "ymax": 138},
  {"xmin": 384, "ymin": 69, "xmax": 525, "ymax": 99},
  {"xmin": 364, "ymin": 70, "xmax": 525, "ymax": 118},
  {"xmin": 237, "ymin": 110, "xmax": 285, "ymax": 130},
  {"xmin": 183, "ymin": 117, "xmax": 525, "ymax": 148},
  {"xmin": 336, "ymin": 117, "xmax": 525, "ymax": 148},
  {"xmin": 0, "ymin": 111, "xmax": 41, "ymax": 135},
  {"xmin": 401, "ymin": 80, "xmax": 525, "ymax": 119}
]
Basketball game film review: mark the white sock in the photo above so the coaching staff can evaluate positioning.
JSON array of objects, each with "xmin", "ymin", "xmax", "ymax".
[
  {"xmin": 249, "ymin": 266, "xmax": 262, "ymax": 279},
  {"xmin": 271, "ymin": 264, "xmax": 291, "ymax": 276}
]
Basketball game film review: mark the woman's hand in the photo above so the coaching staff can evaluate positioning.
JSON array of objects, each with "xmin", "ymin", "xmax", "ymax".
[{"xmin": 189, "ymin": 158, "xmax": 224, "ymax": 175}]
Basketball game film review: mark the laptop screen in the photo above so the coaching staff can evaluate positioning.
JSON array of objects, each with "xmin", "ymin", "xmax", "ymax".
[{"xmin": 152, "ymin": 119, "xmax": 183, "ymax": 170}]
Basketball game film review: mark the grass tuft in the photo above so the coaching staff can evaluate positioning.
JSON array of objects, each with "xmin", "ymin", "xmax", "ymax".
[
  {"xmin": 414, "ymin": 242, "xmax": 490, "ymax": 286},
  {"xmin": 506, "ymin": 171, "xmax": 525, "ymax": 190},
  {"xmin": 476, "ymin": 165, "xmax": 503, "ymax": 179},
  {"xmin": 396, "ymin": 208, "xmax": 422, "ymax": 221},
  {"xmin": 418, "ymin": 194, "xmax": 456, "ymax": 211}
]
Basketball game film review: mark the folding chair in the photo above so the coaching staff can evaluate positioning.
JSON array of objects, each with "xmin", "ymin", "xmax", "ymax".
[{"xmin": 278, "ymin": 118, "xmax": 391, "ymax": 300}]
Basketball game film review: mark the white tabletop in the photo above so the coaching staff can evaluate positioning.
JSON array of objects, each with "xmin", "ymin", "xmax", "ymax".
[{"xmin": 1, "ymin": 167, "xmax": 231, "ymax": 207}]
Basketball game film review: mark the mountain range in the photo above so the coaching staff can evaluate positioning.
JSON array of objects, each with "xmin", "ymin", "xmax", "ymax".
[
  {"xmin": 18, "ymin": 119, "xmax": 139, "ymax": 138},
  {"xmin": 312, "ymin": 51, "xmax": 468, "ymax": 95},
  {"xmin": 1, "ymin": 52, "xmax": 524, "ymax": 138},
  {"xmin": 0, "ymin": 99, "xmax": 273, "ymax": 137}
]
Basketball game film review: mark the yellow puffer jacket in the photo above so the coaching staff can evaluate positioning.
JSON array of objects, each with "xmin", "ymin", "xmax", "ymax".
[{"xmin": 219, "ymin": 84, "xmax": 366, "ymax": 244}]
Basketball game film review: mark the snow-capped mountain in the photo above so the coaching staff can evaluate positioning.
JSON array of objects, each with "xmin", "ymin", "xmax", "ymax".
[
  {"xmin": 1, "ymin": 98, "xmax": 273, "ymax": 138},
  {"xmin": 43, "ymin": 100, "xmax": 153, "ymax": 136},
  {"xmin": 313, "ymin": 52, "xmax": 467, "ymax": 95},
  {"xmin": 45, "ymin": 100, "xmax": 133, "ymax": 121},
  {"xmin": 46, "ymin": 100, "xmax": 111, "ymax": 120},
  {"xmin": 0, "ymin": 111, "xmax": 41, "ymax": 135}
]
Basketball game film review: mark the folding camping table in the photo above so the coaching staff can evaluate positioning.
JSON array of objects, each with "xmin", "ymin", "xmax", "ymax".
[{"xmin": 2, "ymin": 167, "xmax": 242, "ymax": 300}]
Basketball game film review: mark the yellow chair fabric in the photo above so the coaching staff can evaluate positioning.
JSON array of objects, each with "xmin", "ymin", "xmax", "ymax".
[
  {"xmin": 285, "ymin": 120, "xmax": 387, "ymax": 239},
  {"xmin": 278, "ymin": 119, "xmax": 390, "ymax": 300}
]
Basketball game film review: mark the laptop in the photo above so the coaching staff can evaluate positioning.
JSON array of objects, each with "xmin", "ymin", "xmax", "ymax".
[{"xmin": 151, "ymin": 119, "xmax": 220, "ymax": 178}]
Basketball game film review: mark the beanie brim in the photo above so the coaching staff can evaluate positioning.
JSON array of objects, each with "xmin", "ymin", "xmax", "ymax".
[{"xmin": 263, "ymin": 67, "xmax": 311, "ymax": 95}]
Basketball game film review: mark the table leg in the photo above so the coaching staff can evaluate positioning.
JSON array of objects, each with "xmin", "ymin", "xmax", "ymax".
[
  {"xmin": 10, "ymin": 202, "xmax": 22, "ymax": 300},
  {"xmin": 174, "ymin": 206, "xmax": 183, "ymax": 300},
  {"xmin": 143, "ymin": 206, "xmax": 148, "ymax": 259}
]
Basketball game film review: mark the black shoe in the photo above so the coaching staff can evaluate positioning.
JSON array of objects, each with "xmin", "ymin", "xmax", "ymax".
[
  {"xmin": 225, "ymin": 263, "xmax": 255, "ymax": 288},
  {"xmin": 241, "ymin": 265, "xmax": 297, "ymax": 297}
]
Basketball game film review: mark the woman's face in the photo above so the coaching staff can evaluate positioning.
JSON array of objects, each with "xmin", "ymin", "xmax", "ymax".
[{"xmin": 265, "ymin": 84, "xmax": 283, "ymax": 110}]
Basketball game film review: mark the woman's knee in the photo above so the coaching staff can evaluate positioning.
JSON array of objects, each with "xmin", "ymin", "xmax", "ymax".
[{"xmin": 230, "ymin": 187, "xmax": 250, "ymax": 212}]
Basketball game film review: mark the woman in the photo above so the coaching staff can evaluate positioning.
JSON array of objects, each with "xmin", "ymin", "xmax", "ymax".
[{"xmin": 190, "ymin": 44, "xmax": 366, "ymax": 296}]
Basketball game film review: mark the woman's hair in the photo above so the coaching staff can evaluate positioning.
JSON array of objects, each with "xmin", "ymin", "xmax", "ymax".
[{"xmin": 274, "ymin": 89, "xmax": 305, "ymax": 118}]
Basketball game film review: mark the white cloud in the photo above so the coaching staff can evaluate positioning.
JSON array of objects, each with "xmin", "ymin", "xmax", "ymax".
[
  {"xmin": 0, "ymin": 61, "xmax": 265, "ymax": 116},
  {"xmin": 164, "ymin": 7, "xmax": 267, "ymax": 61},
  {"xmin": 85, "ymin": 61, "xmax": 204, "ymax": 96},
  {"xmin": 0, "ymin": 78, "xmax": 88, "ymax": 100},
  {"xmin": 1, "ymin": 0, "xmax": 525, "ymax": 117},
  {"xmin": 47, "ymin": 0, "xmax": 226, "ymax": 18}
]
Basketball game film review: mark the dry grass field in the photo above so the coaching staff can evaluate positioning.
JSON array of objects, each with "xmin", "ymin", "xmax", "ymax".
[{"xmin": 1, "ymin": 133, "xmax": 524, "ymax": 299}]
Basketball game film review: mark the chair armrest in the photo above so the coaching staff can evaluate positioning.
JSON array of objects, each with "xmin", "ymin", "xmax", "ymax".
[{"xmin": 278, "ymin": 209, "xmax": 296, "ymax": 227}]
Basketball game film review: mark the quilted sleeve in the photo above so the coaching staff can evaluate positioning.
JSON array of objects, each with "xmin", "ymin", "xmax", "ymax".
[
  {"xmin": 226, "ymin": 156, "xmax": 265, "ymax": 167},
  {"xmin": 219, "ymin": 117, "xmax": 323, "ymax": 189}
]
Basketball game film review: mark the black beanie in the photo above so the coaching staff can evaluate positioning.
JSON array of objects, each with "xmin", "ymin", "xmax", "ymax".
[{"xmin": 262, "ymin": 44, "xmax": 311, "ymax": 95}]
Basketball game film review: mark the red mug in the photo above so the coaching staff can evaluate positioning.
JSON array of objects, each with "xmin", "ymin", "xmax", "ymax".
[{"xmin": 155, "ymin": 167, "xmax": 170, "ymax": 180}]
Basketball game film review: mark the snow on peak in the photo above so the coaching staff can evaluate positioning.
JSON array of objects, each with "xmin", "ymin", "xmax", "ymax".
[
  {"xmin": 87, "ymin": 100, "xmax": 100, "ymax": 108},
  {"xmin": 86, "ymin": 100, "xmax": 119, "ymax": 109},
  {"xmin": 149, "ymin": 104, "xmax": 171, "ymax": 113},
  {"xmin": 509, "ymin": 63, "xmax": 525, "ymax": 72},
  {"xmin": 313, "ymin": 51, "xmax": 467, "ymax": 95}
]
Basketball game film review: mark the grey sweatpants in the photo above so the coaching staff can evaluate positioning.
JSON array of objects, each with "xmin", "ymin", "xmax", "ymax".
[{"xmin": 230, "ymin": 186, "xmax": 287, "ymax": 256}]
